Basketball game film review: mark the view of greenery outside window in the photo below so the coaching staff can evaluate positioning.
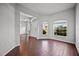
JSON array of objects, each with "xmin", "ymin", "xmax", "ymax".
[
  {"xmin": 54, "ymin": 20, "xmax": 67, "ymax": 36},
  {"xmin": 42, "ymin": 22, "xmax": 48, "ymax": 35}
]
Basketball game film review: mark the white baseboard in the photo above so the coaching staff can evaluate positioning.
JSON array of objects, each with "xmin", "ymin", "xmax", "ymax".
[
  {"xmin": 53, "ymin": 38, "xmax": 75, "ymax": 44},
  {"xmin": 39, "ymin": 38, "xmax": 75, "ymax": 44},
  {"xmin": 3, "ymin": 44, "xmax": 20, "ymax": 56}
]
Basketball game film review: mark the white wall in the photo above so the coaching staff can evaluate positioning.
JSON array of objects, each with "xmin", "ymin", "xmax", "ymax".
[
  {"xmin": 0, "ymin": 4, "xmax": 15, "ymax": 55},
  {"xmin": 76, "ymin": 4, "xmax": 79, "ymax": 53},
  {"xmin": 37, "ymin": 8, "xmax": 75, "ymax": 44},
  {"xmin": 15, "ymin": 4, "xmax": 20, "ymax": 46},
  {"xmin": 31, "ymin": 21, "xmax": 38, "ymax": 37}
]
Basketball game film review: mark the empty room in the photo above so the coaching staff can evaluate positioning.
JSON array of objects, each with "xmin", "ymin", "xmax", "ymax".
[{"xmin": 0, "ymin": 3, "xmax": 79, "ymax": 56}]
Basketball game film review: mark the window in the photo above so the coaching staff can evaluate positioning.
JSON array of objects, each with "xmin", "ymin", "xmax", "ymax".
[
  {"xmin": 42, "ymin": 22, "xmax": 48, "ymax": 35},
  {"xmin": 53, "ymin": 20, "xmax": 67, "ymax": 36}
]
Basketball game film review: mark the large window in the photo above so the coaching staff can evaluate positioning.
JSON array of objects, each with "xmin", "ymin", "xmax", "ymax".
[{"xmin": 53, "ymin": 20, "xmax": 67, "ymax": 36}]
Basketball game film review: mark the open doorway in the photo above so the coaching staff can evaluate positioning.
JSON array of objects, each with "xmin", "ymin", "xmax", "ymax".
[{"xmin": 20, "ymin": 12, "xmax": 36, "ymax": 55}]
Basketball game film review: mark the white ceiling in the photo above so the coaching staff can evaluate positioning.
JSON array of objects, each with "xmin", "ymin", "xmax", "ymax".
[{"xmin": 20, "ymin": 3, "xmax": 75, "ymax": 16}]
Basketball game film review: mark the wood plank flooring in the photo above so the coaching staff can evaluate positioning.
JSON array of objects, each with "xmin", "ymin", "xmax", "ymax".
[
  {"xmin": 6, "ymin": 34, "xmax": 78, "ymax": 56},
  {"xmin": 19, "ymin": 35, "xmax": 78, "ymax": 56}
]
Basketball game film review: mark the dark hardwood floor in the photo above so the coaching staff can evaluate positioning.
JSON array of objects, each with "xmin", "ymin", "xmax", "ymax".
[
  {"xmin": 6, "ymin": 34, "xmax": 78, "ymax": 56},
  {"xmin": 5, "ymin": 46, "xmax": 20, "ymax": 56},
  {"xmin": 29, "ymin": 40, "xmax": 78, "ymax": 56}
]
